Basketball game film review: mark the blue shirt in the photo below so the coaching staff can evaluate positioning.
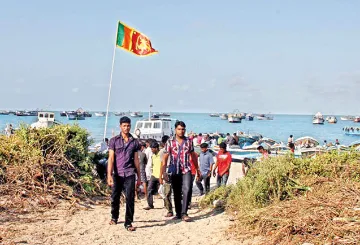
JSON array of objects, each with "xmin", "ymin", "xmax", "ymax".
[
  {"xmin": 199, "ymin": 150, "xmax": 215, "ymax": 175},
  {"xmin": 109, "ymin": 133, "xmax": 140, "ymax": 177}
]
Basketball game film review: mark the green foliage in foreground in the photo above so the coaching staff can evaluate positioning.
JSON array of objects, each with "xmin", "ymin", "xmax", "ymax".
[
  {"xmin": 0, "ymin": 124, "xmax": 106, "ymax": 200},
  {"xmin": 201, "ymin": 151, "xmax": 360, "ymax": 211}
]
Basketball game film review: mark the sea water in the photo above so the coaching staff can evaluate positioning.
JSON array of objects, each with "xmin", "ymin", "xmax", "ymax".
[{"xmin": 0, "ymin": 113, "xmax": 358, "ymax": 146}]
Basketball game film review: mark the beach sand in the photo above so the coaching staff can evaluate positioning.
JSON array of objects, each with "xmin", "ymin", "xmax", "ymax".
[{"xmin": 1, "ymin": 163, "xmax": 249, "ymax": 245}]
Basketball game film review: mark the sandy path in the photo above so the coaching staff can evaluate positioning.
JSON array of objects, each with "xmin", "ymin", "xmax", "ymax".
[{"xmin": 1, "ymin": 163, "xmax": 248, "ymax": 245}]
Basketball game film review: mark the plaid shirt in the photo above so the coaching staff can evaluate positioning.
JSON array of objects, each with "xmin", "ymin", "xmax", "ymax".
[{"xmin": 165, "ymin": 136, "xmax": 194, "ymax": 174}]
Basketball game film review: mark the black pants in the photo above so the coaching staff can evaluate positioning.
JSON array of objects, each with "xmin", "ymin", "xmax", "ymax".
[
  {"xmin": 147, "ymin": 176, "xmax": 159, "ymax": 208},
  {"xmin": 171, "ymin": 172, "xmax": 192, "ymax": 218},
  {"xmin": 188, "ymin": 174, "xmax": 195, "ymax": 207},
  {"xmin": 196, "ymin": 173, "xmax": 211, "ymax": 194},
  {"xmin": 111, "ymin": 174, "xmax": 135, "ymax": 227}
]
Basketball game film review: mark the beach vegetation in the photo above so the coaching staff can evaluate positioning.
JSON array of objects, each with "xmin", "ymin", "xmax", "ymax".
[{"xmin": 201, "ymin": 151, "xmax": 360, "ymax": 244}]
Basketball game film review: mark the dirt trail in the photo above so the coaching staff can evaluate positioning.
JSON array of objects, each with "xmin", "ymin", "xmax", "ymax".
[
  {"xmin": 2, "ymin": 196, "xmax": 246, "ymax": 245},
  {"xmin": 1, "ymin": 164, "xmax": 252, "ymax": 245}
]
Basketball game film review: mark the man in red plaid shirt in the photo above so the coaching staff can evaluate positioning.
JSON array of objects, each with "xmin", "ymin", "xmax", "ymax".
[{"xmin": 160, "ymin": 121, "xmax": 200, "ymax": 222}]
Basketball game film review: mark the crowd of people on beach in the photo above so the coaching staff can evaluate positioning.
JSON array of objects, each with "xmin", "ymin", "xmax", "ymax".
[{"xmin": 103, "ymin": 116, "xmax": 233, "ymax": 231}]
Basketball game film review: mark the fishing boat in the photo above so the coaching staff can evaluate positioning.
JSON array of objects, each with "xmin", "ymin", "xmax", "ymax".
[
  {"xmin": 228, "ymin": 115, "xmax": 241, "ymax": 123},
  {"xmin": 94, "ymin": 112, "xmax": 105, "ymax": 117},
  {"xmin": 354, "ymin": 117, "xmax": 360, "ymax": 123},
  {"xmin": 327, "ymin": 116, "xmax": 337, "ymax": 124},
  {"xmin": 257, "ymin": 113, "xmax": 274, "ymax": 120},
  {"xmin": 114, "ymin": 112, "xmax": 125, "ymax": 116},
  {"xmin": 341, "ymin": 116, "xmax": 355, "ymax": 121},
  {"xmin": 133, "ymin": 118, "xmax": 174, "ymax": 141},
  {"xmin": 209, "ymin": 113, "xmax": 220, "ymax": 117},
  {"xmin": 83, "ymin": 111, "xmax": 92, "ymax": 117},
  {"xmin": 130, "ymin": 112, "xmax": 143, "ymax": 117},
  {"xmin": 60, "ymin": 111, "xmax": 67, "ymax": 117},
  {"xmin": 31, "ymin": 112, "xmax": 58, "ymax": 129},
  {"xmin": 157, "ymin": 112, "xmax": 170, "ymax": 117},
  {"xmin": 312, "ymin": 112, "xmax": 325, "ymax": 124},
  {"xmin": 245, "ymin": 114, "xmax": 254, "ymax": 121},
  {"xmin": 66, "ymin": 112, "xmax": 85, "ymax": 120},
  {"xmin": 0, "ymin": 110, "xmax": 9, "ymax": 115},
  {"xmin": 15, "ymin": 110, "xmax": 38, "ymax": 116},
  {"xmin": 220, "ymin": 114, "xmax": 228, "ymax": 120},
  {"xmin": 343, "ymin": 127, "xmax": 360, "ymax": 136}
]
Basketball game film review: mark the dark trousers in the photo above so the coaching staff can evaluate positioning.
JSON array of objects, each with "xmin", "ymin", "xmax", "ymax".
[
  {"xmin": 171, "ymin": 172, "xmax": 192, "ymax": 218},
  {"xmin": 147, "ymin": 176, "xmax": 159, "ymax": 208},
  {"xmin": 216, "ymin": 173, "xmax": 229, "ymax": 187},
  {"xmin": 188, "ymin": 174, "xmax": 195, "ymax": 207},
  {"xmin": 196, "ymin": 173, "xmax": 211, "ymax": 194},
  {"xmin": 111, "ymin": 174, "xmax": 135, "ymax": 227}
]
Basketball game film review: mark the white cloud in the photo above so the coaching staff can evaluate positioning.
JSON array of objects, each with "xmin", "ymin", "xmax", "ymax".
[
  {"xmin": 228, "ymin": 75, "xmax": 246, "ymax": 88},
  {"xmin": 72, "ymin": 88, "xmax": 79, "ymax": 93}
]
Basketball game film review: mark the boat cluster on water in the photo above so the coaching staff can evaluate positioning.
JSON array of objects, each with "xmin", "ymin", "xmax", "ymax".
[
  {"xmin": 209, "ymin": 111, "xmax": 273, "ymax": 123},
  {"xmin": 313, "ymin": 112, "xmax": 360, "ymax": 125}
]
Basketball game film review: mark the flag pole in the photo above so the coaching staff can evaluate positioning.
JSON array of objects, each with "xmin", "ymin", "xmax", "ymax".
[{"xmin": 103, "ymin": 28, "xmax": 118, "ymax": 140}]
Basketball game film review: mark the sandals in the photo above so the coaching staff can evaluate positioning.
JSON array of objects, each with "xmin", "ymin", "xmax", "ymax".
[
  {"xmin": 181, "ymin": 215, "xmax": 192, "ymax": 222},
  {"xmin": 125, "ymin": 225, "xmax": 136, "ymax": 231},
  {"xmin": 109, "ymin": 219, "xmax": 117, "ymax": 225},
  {"xmin": 165, "ymin": 212, "xmax": 174, "ymax": 217}
]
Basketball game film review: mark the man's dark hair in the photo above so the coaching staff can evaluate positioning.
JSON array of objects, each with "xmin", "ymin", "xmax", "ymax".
[
  {"xmin": 145, "ymin": 139, "xmax": 153, "ymax": 144},
  {"xmin": 290, "ymin": 135, "xmax": 293, "ymax": 138},
  {"xmin": 175, "ymin": 121, "xmax": 186, "ymax": 128},
  {"xmin": 233, "ymin": 133, "xmax": 236, "ymax": 136},
  {"xmin": 150, "ymin": 141, "xmax": 159, "ymax": 149},
  {"xmin": 257, "ymin": 145, "xmax": 264, "ymax": 150},
  {"xmin": 226, "ymin": 133, "xmax": 230, "ymax": 136},
  {"xmin": 200, "ymin": 143, "xmax": 208, "ymax": 149},
  {"xmin": 105, "ymin": 138, "xmax": 109, "ymax": 143},
  {"xmin": 140, "ymin": 141, "xmax": 146, "ymax": 147},
  {"xmin": 120, "ymin": 116, "xmax": 131, "ymax": 124},
  {"xmin": 289, "ymin": 143, "xmax": 295, "ymax": 149},
  {"xmin": 162, "ymin": 135, "xmax": 170, "ymax": 144},
  {"xmin": 219, "ymin": 142, "xmax": 226, "ymax": 149},
  {"xmin": 199, "ymin": 133, "xmax": 202, "ymax": 136}
]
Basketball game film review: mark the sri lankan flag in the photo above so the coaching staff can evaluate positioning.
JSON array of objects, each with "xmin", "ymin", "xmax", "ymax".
[{"xmin": 116, "ymin": 21, "xmax": 158, "ymax": 56}]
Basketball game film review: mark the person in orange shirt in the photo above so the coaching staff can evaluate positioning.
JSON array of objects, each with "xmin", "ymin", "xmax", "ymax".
[
  {"xmin": 212, "ymin": 142, "xmax": 232, "ymax": 187},
  {"xmin": 188, "ymin": 151, "xmax": 198, "ymax": 208}
]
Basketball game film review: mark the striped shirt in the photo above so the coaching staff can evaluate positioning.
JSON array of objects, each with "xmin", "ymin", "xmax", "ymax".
[{"xmin": 165, "ymin": 137, "xmax": 194, "ymax": 174}]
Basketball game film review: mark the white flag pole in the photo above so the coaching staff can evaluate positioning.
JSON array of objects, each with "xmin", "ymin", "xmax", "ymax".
[{"xmin": 103, "ymin": 28, "xmax": 118, "ymax": 140}]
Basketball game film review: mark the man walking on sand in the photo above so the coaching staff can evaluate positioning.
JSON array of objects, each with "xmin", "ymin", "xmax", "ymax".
[
  {"xmin": 213, "ymin": 142, "xmax": 232, "ymax": 187},
  {"xmin": 159, "ymin": 135, "xmax": 174, "ymax": 217},
  {"xmin": 196, "ymin": 143, "xmax": 214, "ymax": 195},
  {"xmin": 107, "ymin": 116, "xmax": 141, "ymax": 231},
  {"xmin": 144, "ymin": 141, "xmax": 162, "ymax": 210},
  {"xmin": 160, "ymin": 121, "xmax": 201, "ymax": 222}
]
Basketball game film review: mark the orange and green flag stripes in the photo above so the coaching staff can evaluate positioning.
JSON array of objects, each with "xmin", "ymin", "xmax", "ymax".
[{"xmin": 116, "ymin": 21, "xmax": 158, "ymax": 57}]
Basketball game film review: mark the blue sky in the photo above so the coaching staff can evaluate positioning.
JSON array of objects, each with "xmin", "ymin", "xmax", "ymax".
[{"xmin": 0, "ymin": 0, "xmax": 359, "ymax": 114}]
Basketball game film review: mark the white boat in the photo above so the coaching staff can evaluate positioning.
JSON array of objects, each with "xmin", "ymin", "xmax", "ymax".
[
  {"xmin": 341, "ymin": 116, "xmax": 355, "ymax": 121},
  {"xmin": 327, "ymin": 116, "xmax": 337, "ymax": 124},
  {"xmin": 228, "ymin": 115, "xmax": 241, "ymax": 123},
  {"xmin": 0, "ymin": 110, "xmax": 9, "ymax": 115},
  {"xmin": 257, "ymin": 114, "xmax": 274, "ymax": 120},
  {"xmin": 133, "ymin": 118, "xmax": 174, "ymax": 141},
  {"xmin": 220, "ymin": 114, "xmax": 228, "ymax": 120},
  {"xmin": 95, "ymin": 112, "xmax": 105, "ymax": 117},
  {"xmin": 31, "ymin": 112, "xmax": 57, "ymax": 129},
  {"xmin": 343, "ymin": 127, "xmax": 360, "ymax": 136},
  {"xmin": 130, "ymin": 112, "xmax": 143, "ymax": 117},
  {"xmin": 312, "ymin": 112, "xmax": 324, "ymax": 124},
  {"xmin": 354, "ymin": 117, "xmax": 360, "ymax": 123},
  {"xmin": 209, "ymin": 113, "xmax": 220, "ymax": 117}
]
